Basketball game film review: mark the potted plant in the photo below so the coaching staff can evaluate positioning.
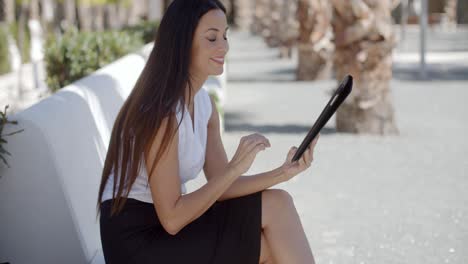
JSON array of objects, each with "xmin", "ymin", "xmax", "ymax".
[{"xmin": 0, "ymin": 105, "xmax": 24, "ymax": 169}]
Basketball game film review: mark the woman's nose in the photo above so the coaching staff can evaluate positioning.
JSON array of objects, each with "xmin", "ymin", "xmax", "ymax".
[{"xmin": 218, "ymin": 40, "xmax": 229, "ymax": 54}]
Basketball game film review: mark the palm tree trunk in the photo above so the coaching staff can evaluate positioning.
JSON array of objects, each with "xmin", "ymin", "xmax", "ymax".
[
  {"xmin": 63, "ymin": 0, "xmax": 76, "ymax": 29},
  {"xmin": 264, "ymin": 0, "xmax": 281, "ymax": 48},
  {"xmin": 444, "ymin": 0, "xmax": 457, "ymax": 29},
  {"xmin": 5, "ymin": 0, "xmax": 15, "ymax": 23},
  {"xmin": 92, "ymin": 4, "xmax": 104, "ymax": 31},
  {"xmin": 277, "ymin": 0, "xmax": 298, "ymax": 58},
  {"xmin": 232, "ymin": 0, "xmax": 253, "ymax": 31},
  {"xmin": 104, "ymin": 3, "xmax": 119, "ymax": 29},
  {"xmin": 77, "ymin": 2, "xmax": 92, "ymax": 31},
  {"xmin": 331, "ymin": 0, "xmax": 399, "ymax": 134},
  {"xmin": 251, "ymin": 0, "xmax": 269, "ymax": 35},
  {"xmin": 296, "ymin": 0, "xmax": 333, "ymax": 80},
  {"xmin": 29, "ymin": 0, "xmax": 40, "ymax": 20}
]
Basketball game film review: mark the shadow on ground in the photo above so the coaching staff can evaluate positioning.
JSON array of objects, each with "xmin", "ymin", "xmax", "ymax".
[
  {"xmin": 225, "ymin": 112, "xmax": 337, "ymax": 135},
  {"xmin": 393, "ymin": 63, "xmax": 468, "ymax": 81}
]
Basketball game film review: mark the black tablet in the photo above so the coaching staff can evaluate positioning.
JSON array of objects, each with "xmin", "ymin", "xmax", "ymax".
[{"xmin": 291, "ymin": 75, "xmax": 353, "ymax": 162}]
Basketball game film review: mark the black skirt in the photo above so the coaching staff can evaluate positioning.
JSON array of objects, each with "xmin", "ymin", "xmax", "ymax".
[{"xmin": 99, "ymin": 191, "xmax": 263, "ymax": 264}]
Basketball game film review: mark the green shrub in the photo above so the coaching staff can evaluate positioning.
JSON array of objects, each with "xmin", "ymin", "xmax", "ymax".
[
  {"xmin": 122, "ymin": 20, "xmax": 159, "ymax": 44},
  {"xmin": 0, "ymin": 25, "xmax": 11, "ymax": 75},
  {"xmin": 0, "ymin": 105, "xmax": 24, "ymax": 169},
  {"xmin": 45, "ymin": 27, "xmax": 144, "ymax": 92}
]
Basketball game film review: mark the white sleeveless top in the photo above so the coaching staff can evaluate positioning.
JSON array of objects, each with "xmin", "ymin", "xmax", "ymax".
[{"xmin": 101, "ymin": 87, "xmax": 213, "ymax": 203}]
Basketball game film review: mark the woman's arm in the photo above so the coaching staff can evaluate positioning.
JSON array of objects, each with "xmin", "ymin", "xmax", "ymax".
[
  {"xmin": 147, "ymin": 116, "xmax": 239, "ymax": 236},
  {"xmin": 148, "ymin": 112, "xmax": 268, "ymax": 236},
  {"xmin": 217, "ymin": 168, "xmax": 286, "ymax": 201},
  {"xmin": 204, "ymin": 96, "xmax": 286, "ymax": 201}
]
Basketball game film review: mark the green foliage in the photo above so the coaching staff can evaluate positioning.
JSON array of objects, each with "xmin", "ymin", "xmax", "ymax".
[
  {"xmin": 122, "ymin": 20, "xmax": 159, "ymax": 44},
  {"xmin": 0, "ymin": 25, "xmax": 11, "ymax": 75},
  {"xmin": 44, "ymin": 27, "xmax": 144, "ymax": 92},
  {"xmin": 0, "ymin": 105, "xmax": 24, "ymax": 169}
]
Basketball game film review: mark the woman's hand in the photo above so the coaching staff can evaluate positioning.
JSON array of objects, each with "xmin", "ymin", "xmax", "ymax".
[
  {"xmin": 227, "ymin": 133, "xmax": 271, "ymax": 176},
  {"xmin": 279, "ymin": 134, "xmax": 320, "ymax": 182}
]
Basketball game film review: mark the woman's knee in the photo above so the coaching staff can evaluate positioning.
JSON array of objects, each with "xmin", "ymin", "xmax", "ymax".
[
  {"xmin": 262, "ymin": 189, "xmax": 295, "ymax": 227},
  {"xmin": 263, "ymin": 188, "xmax": 294, "ymax": 208}
]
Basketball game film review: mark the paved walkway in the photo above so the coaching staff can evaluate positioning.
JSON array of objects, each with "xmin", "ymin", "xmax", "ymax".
[{"xmin": 188, "ymin": 29, "xmax": 468, "ymax": 263}]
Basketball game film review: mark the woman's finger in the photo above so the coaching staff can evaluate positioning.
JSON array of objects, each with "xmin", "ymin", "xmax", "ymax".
[
  {"xmin": 241, "ymin": 135, "xmax": 264, "ymax": 153},
  {"xmin": 252, "ymin": 143, "xmax": 266, "ymax": 154},
  {"xmin": 312, "ymin": 135, "xmax": 319, "ymax": 146},
  {"xmin": 303, "ymin": 147, "xmax": 311, "ymax": 168},
  {"xmin": 255, "ymin": 134, "xmax": 270, "ymax": 148},
  {"xmin": 287, "ymin": 147, "xmax": 296, "ymax": 163},
  {"xmin": 299, "ymin": 149, "xmax": 307, "ymax": 168}
]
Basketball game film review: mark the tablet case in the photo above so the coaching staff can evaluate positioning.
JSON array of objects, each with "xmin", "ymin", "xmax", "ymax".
[{"xmin": 292, "ymin": 75, "xmax": 353, "ymax": 162}]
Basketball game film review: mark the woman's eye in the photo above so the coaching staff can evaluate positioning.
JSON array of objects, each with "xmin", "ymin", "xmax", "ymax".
[{"xmin": 208, "ymin": 36, "xmax": 227, "ymax": 42}]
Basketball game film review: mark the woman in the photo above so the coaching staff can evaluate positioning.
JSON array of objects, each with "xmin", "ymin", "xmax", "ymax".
[{"xmin": 96, "ymin": 0, "xmax": 319, "ymax": 263}]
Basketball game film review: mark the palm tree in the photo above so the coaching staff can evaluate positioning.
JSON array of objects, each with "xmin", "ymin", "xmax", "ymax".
[
  {"xmin": 296, "ymin": 0, "xmax": 333, "ymax": 80},
  {"xmin": 444, "ymin": 0, "xmax": 457, "ymax": 29},
  {"xmin": 76, "ymin": 0, "xmax": 135, "ymax": 31},
  {"xmin": 4, "ymin": 0, "xmax": 15, "ymax": 23},
  {"xmin": 251, "ymin": 0, "xmax": 270, "ymax": 35},
  {"xmin": 331, "ymin": 0, "xmax": 399, "ymax": 134},
  {"xmin": 63, "ymin": 0, "xmax": 76, "ymax": 29},
  {"xmin": 233, "ymin": 0, "xmax": 254, "ymax": 31},
  {"xmin": 277, "ymin": 0, "xmax": 298, "ymax": 58}
]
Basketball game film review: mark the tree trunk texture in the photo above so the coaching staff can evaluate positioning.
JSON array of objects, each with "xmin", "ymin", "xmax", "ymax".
[
  {"xmin": 444, "ymin": 0, "xmax": 457, "ymax": 29},
  {"xmin": 219, "ymin": 0, "xmax": 234, "ymax": 25},
  {"xmin": 264, "ymin": 0, "xmax": 283, "ymax": 48},
  {"xmin": 331, "ymin": 0, "xmax": 399, "ymax": 135},
  {"xmin": 251, "ymin": 0, "xmax": 298, "ymax": 57},
  {"xmin": 92, "ymin": 5, "xmax": 104, "ymax": 31},
  {"xmin": 77, "ymin": 3, "xmax": 92, "ymax": 31},
  {"xmin": 296, "ymin": 0, "xmax": 334, "ymax": 80},
  {"xmin": 232, "ymin": 0, "xmax": 253, "ymax": 31},
  {"xmin": 4, "ymin": 0, "xmax": 15, "ymax": 23},
  {"xmin": 104, "ymin": 4, "xmax": 120, "ymax": 29},
  {"xmin": 251, "ymin": 0, "xmax": 270, "ymax": 35},
  {"xmin": 117, "ymin": 2, "xmax": 131, "ymax": 27},
  {"xmin": 277, "ymin": 0, "xmax": 298, "ymax": 58},
  {"xmin": 126, "ymin": 0, "xmax": 147, "ymax": 26},
  {"xmin": 63, "ymin": 0, "xmax": 76, "ymax": 29},
  {"xmin": 29, "ymin": 0, "xmax": 40, "ymax": 20}
]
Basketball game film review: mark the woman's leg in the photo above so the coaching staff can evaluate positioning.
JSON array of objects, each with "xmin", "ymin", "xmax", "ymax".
[
  {"xmin": 259, "ymin": 232, "xmax": 275, "ymax": 264},
  {"xmin": 260, "ymin": 189, "xmax": 315, "ymax": 264}
]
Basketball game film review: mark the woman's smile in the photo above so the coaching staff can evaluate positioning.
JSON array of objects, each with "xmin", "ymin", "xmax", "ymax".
[{"xmin": 210, "ymin": 57, "xmax": 225, "ymax": 65}]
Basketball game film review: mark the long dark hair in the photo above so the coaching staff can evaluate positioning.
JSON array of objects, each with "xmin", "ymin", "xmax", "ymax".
[{"xmin": 96, "ymin": 0, "xmax": 226, "ymax": 217}]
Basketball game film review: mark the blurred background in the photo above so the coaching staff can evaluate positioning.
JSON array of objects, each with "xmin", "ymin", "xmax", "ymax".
[{"xmin": 0, "ymin": 0, "xmax": 467, "ymax": 263}]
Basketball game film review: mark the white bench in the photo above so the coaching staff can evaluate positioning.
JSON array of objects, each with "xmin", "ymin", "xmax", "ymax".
[{"xmin": 0, "ymin": 43, "xmax": 227, "ymax": 264}]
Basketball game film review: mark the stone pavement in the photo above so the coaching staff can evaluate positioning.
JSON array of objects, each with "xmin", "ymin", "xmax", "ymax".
[{"xmin": 187, "ymin": 28, "xmax": 468, "ymax": 263}]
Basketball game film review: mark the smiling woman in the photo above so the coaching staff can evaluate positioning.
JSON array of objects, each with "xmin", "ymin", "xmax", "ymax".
[
  {"xmin": 96, "ymin": 0, "xmax": 319, "ymax": 263},
  {"xmin": 95, "ymin": 0, "xmax": 264, "ymax": 263}
]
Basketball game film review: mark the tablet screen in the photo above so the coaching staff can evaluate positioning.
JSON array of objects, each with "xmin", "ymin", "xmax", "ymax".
[{"xmin": 291, "ymin": 75, "xmax": 353, "ymax": 162}]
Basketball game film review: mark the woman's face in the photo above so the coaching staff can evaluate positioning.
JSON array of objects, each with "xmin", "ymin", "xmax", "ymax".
[{"xmin": 190, "ymin": 9, "xmax": 229, "ymax": 77}]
